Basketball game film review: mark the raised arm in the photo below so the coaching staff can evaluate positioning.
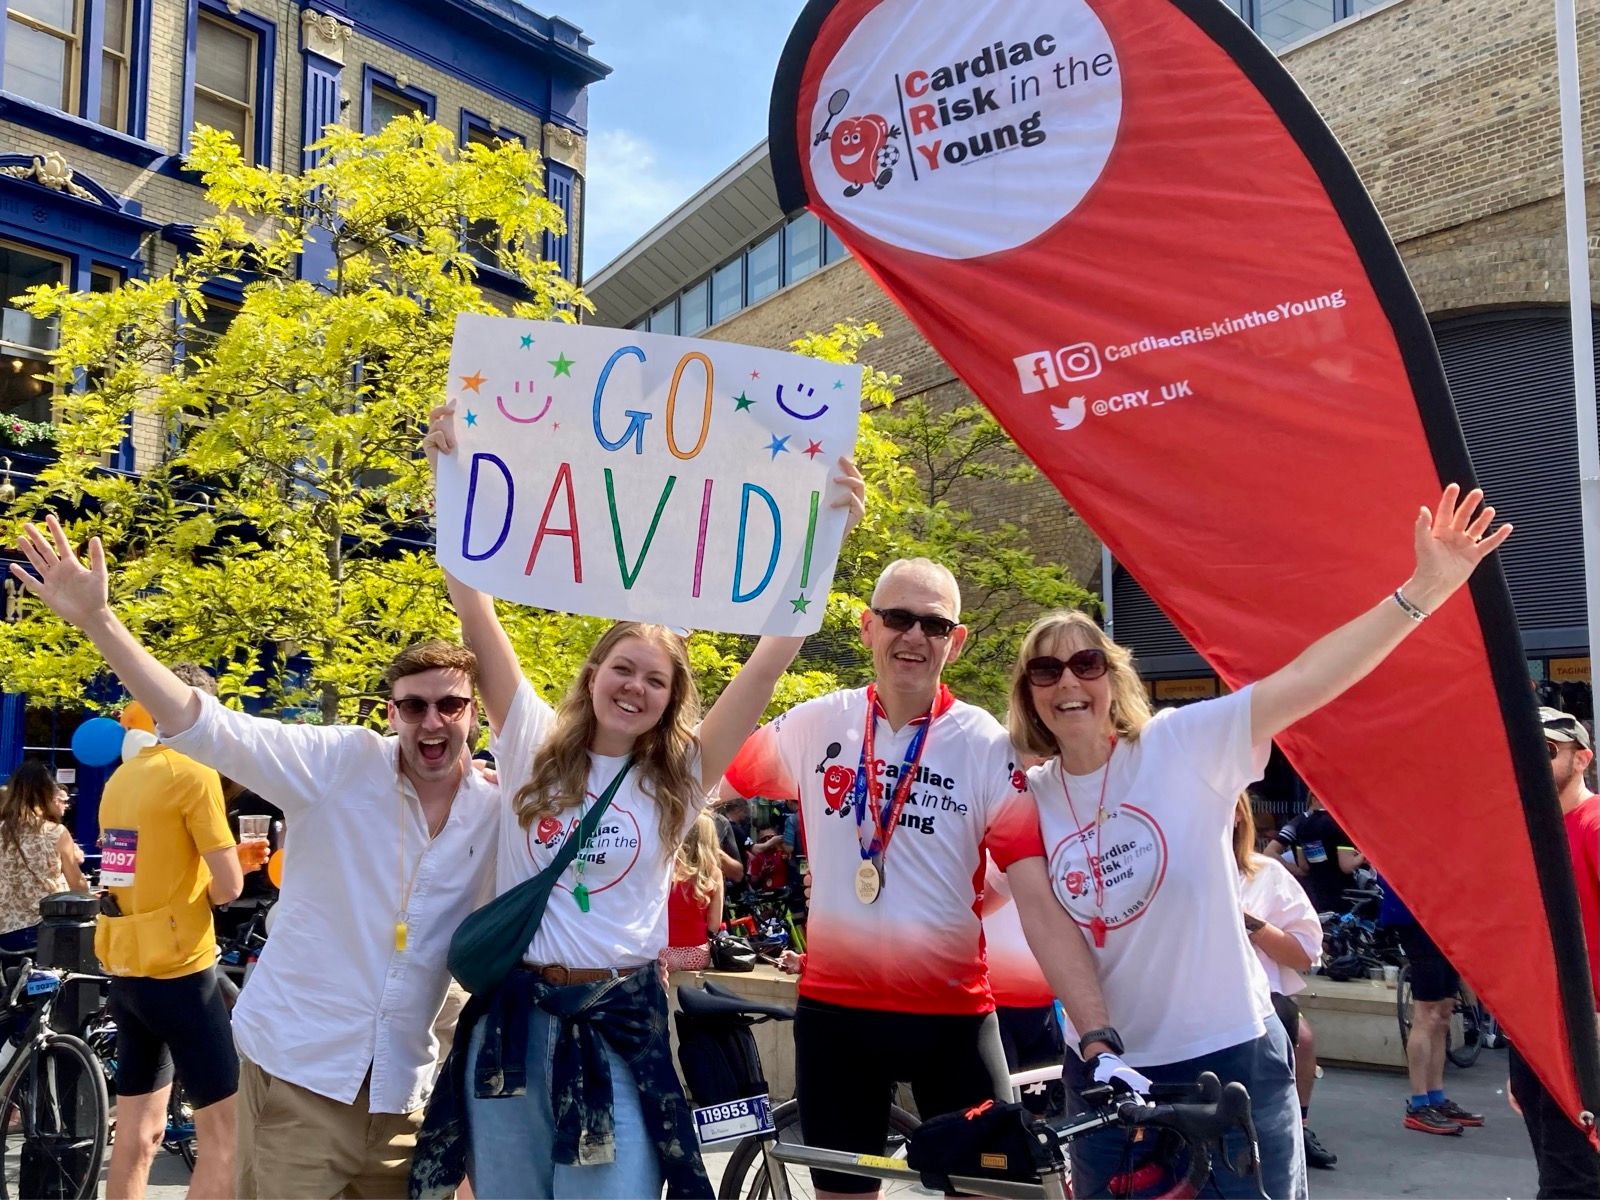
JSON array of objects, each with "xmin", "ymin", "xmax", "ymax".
[
  {"xmin": 1249, "ymin": 485, "xmax": 1511, "ymax": 745},
  {"xmin": 424, "ymin": 400, "xmax": 523, "ymax": 734},
  {"xmin": 11, "ymin": 517, "xmax": 202, "ymax": 736},
  {"xmin": 696, "ymin": 457, "xmax": 865, "ymax": 788}
]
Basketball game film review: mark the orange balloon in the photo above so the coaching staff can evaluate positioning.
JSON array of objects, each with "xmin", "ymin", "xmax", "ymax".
[
  {"xmin": 267, "ymin": 849, "xmax": 284, "ymax": 889},
  {"xmin": 120, "ymin": 701, "xmax": 155, "ymax": 733}
]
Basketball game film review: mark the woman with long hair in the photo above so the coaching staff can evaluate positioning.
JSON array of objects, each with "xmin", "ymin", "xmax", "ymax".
[
  {"xmin": 0, "ymin": 761, "xmax": 87, "ymax": 951},
  {"xmin": 1233, "ymin": 796, "xmax": 1334, "ymax": 1170},
  {"xmin": 1005, "ymin": 486, "xmax": 1509, "ymax": 1199},
  {"xmin": 661, "ymin": 812, "xmax": 725, "ymax": 973},
  {"xmin": 418, "ymin": 401, "xmax": 864, "ymax": 1199}
]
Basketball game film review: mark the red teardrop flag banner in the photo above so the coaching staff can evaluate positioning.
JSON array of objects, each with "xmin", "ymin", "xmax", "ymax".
[{"xmin": 771, "ymin": 0, "xmax": 1599, "ymax": 1136}]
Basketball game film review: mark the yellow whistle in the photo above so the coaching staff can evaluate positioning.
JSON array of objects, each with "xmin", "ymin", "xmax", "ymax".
[{"xmin": 394, "ymin": 920, "xmax": 408, "ymax": 952}]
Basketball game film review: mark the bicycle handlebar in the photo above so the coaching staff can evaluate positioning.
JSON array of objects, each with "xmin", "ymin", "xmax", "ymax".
[{"xmin": 1104, "ymin": 1073, "xmax": 1263, "ymax": 1198}]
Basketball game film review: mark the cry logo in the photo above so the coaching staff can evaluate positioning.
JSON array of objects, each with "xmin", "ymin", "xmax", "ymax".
[{"xmin": 813, "ymin": 88, "xmax": 902, "ymax": 198}]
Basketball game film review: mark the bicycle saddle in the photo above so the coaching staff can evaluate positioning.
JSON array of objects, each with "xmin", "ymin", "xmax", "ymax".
[{"xmin": 676, "ymin": 979, "xmax": 795, "ymax": 1022}]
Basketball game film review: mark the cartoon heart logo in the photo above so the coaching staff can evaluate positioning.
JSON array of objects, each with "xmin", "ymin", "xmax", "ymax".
[
  {"xmin": 830, "ymin": 115, "xmax": 888, "ymax": 186},
  {"xmin": 822, "ymin": 764, "xmax": 855, "ymax": 812},
  {"xmin": 535, "ymin": 815, "xmax": 562, "ymax": 846}
]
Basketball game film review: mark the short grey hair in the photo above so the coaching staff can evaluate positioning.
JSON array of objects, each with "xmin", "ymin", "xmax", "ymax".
[{"xmin": 870, "ymin": 558, "xmax": 962, "ymax": 616}]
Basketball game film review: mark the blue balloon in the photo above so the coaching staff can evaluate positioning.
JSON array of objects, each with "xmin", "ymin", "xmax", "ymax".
[{"xmin": 71, "ymin": 717, "xmax": 126, "ymax": 768}]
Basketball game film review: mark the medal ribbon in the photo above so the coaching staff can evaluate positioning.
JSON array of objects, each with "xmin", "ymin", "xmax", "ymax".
[
  {"xmin": 1057, "ymin": 738, "xmax": 1116, "ymax": 948},
  {"xmin": 852, "ymin": 684, "xmax": 940, "ymax": 866}
]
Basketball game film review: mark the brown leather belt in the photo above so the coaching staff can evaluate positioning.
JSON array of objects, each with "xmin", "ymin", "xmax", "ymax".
[{"xmin": 519, "ymin": 962, "xmax": 644, "ymax": 986}]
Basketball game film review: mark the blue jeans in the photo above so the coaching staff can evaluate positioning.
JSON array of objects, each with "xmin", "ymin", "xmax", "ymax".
[
  {"xmin": 465, "ymin": 1005, "xmax": 663, "ymax": 1200},
  {"xmin": 1065, "ymin": 1013, "xmax": 1307, "ymax": 1199}
]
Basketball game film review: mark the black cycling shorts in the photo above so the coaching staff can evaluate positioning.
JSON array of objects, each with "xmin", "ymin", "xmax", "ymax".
[
  {"xmin": 106, "ymin": 967, "xmax": 238, "ymax": 1109},
  {"xmin": 794, "ymin": 997, "xmax": 1008, "ymax": 1195},
  {"xmin": 1269, "ymin": 992, "xmax": 1302, "ymax": 1048},
  {"xmin": 1396, "ymin": 922, "xmax": 1459, "ymax": 1002}
]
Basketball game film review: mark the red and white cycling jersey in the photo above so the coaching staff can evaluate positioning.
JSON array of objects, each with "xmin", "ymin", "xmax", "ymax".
[{"xmin": 724, "ymin": 686, "xmax": 1043, "ymax": 1015}]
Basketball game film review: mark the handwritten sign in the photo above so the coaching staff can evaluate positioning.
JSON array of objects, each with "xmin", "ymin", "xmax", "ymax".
[{"xmin": 436, "ymin": 317, "xmax": 864, "ymax": 634}]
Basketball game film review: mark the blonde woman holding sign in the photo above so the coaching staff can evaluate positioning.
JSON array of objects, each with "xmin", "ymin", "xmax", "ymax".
[{"xmin": 415, "ymin": 402, "xmax": 864, "ymax": 1200}]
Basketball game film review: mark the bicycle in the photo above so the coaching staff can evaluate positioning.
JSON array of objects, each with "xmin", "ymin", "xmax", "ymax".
[
  {"xmin": 1395, "ymin": 965, "xmax": 1484, "ymax": 1068},
  {"xmin": 0, "ymin": 951, "xmax": 110, "ymax": 1200},
  {"xmin": 679, "ymin": 983, "xmax": 1264, "ymax": 1200},
  {"xmin": 726, "ymin": 889, "xmax": 806, "ymax": 956},
  {"xmin": 81, "ymin": 1006, "xmax": 199, "ymax": 1171}
]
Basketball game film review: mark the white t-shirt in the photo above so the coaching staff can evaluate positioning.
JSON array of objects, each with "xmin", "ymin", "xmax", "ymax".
[
  {"xmin": 1029, "ymin": 687, "xmax": 1273, "ymax": 1067},
  {"xmin": 491, "ymin": 679, "xmax": 704, "ymax": 969},
  {"xmin": 1240, "ymin": 855, "xmax": 1323, "ymax": 997},
  {"xmin": 724, "ymin": 685, "xmax": 1044, "ymax": 1014}
]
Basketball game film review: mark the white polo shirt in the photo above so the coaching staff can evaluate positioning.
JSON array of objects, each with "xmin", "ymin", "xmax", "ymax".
[{"xmin": 163, "ymin": 693, "xmax": 499, "ymax": 1114}]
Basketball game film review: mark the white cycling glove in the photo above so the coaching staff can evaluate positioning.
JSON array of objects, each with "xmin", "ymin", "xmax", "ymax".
[{"xmin": 1089, "ymin": 1052, "xmax": 1153, "ymax": 1098}]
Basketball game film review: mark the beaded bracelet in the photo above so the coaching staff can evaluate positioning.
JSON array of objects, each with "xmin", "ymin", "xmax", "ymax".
[{"xmin": 1393, "ymin": 588, "xmax": 1430, "ymax": 622}]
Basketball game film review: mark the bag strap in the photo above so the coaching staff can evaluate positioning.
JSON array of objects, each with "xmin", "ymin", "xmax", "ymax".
[{"xmin": 540, "ymin": 756, "xmax": 634, "ymax": 883}]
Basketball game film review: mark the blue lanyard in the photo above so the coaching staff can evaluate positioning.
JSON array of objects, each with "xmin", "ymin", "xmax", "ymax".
[{"xmin": 852, "ymin": 686, "xmax": 933, "ymax": 863}]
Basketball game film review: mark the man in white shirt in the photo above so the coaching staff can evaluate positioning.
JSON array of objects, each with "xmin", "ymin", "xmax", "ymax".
[{"xmin": 10, "ymin": 516, "xmax": 499, "ymax": 1197}]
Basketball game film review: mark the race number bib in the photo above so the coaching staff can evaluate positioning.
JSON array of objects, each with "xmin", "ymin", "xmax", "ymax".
[{"xmin": 101, "ymin": 828, "xmax": 138, "ymax": 887}]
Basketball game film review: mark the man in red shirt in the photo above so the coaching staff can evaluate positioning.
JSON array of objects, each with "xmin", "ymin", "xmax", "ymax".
[{"xmin": 1507, "ymin": 707, "xmax": 1599, "ymax": 1198}]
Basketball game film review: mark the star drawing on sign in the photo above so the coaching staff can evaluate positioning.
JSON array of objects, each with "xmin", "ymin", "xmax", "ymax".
[
  {"xmin": 733, "ymin": 391, "xmax": 755, "ymax": 412},
  {"xmin": 832, "ymin": 379, "xmax": 845, "ymax": 390},
  {"xmin": 519, "ymin": 334, "xmax": 535, "ymax": 348},
  {"xmin": 765, "ymin": 434, "xmax": 791, "ymax": 460},
  {"xmin": 749, "ymin": 369, "xmax": 761, "ymax": 380},
  {"xmin": 459, "ymin": 370, "xmax": 486, "ymax": 393},
  {"xmin": 549, "ymin": 352, "xmax": 574, "ymax": 377},
  {"xmin": 804, "ymin": 439, "xmax": 823, "ymax": 459},
  {"xmin": 464, "ymin": 411, "xmax": 478, "ymax": 427},
  {"xmin": 791, "ymin": 594, "xmax": 811, "ymax": 613}
]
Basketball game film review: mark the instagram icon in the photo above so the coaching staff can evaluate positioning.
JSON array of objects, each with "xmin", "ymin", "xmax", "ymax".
[{"xmin": 1015, "ymin": 342, "xmax": 1103, "ymax": 393}]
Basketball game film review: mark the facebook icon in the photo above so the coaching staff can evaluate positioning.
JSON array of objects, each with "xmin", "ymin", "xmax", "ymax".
[{"xmin": 1014, "ymin": 350, "xmax": 1059, "ymax": 393}]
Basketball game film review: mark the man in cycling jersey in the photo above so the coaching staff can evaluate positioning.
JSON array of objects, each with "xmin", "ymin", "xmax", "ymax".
[
  {"xmin": 724, "ymin": 558, "xmax": 1126, "ymax": 1197},
  {"xmin": 11, "ymin": 517, "xmax": 500, "ymax": 1197},
  {"xmin": 98, "ymin": 663, "xmax": 262, "ymax": 1200}
]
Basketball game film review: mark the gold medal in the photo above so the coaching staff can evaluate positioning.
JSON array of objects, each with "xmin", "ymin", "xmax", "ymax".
[{"xmin": 855, "ymin": 859, "xmax": 883, "ymax": 904}]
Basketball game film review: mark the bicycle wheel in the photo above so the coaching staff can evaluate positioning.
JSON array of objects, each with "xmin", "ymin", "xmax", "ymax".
[
  {"xmin": 716, "ymin": 1098, "xmax": 921, "ymax": 1199},
  {"xmin": 1395, "ymin": 963, "xmax": 1413, "ymax": 1052},
  {"xmin": 1447, "ymin": 992, "xmax": 1483, "ymax": 1068},
  {"xmin": 0, "ymin": 1034, "xmax": 110, "ymax": 1200}
]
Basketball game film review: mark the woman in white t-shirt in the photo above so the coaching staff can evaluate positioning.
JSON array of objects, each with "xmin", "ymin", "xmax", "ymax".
[
  {"xmin": 425, "ymin": 403, "xmax": 864, "ymax": 1199},
  {"xmin": 1233, "ymin": 795, "xmax": 1336, "ymax": 1171},
  {"xmin": 1005, "ymin": 485, "xmax": 1508, "ymax": 1200}
]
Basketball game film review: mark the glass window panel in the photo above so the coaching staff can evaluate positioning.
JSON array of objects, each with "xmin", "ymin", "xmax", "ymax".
[
  {"xmin": 99, "ymin": 53, "xmax": 124, "ymax": 127},
  {"xmin": 649, "ymin": 298, "xmax": 677, "ymax": 335},
  {"xmin": 464, "ymin": 127, "xmax": 503, "ymax": 260},
  {"xmin": 193, "ymin": 92, "xmax": 248, "ymax": 145},
  {"xmin": 103, "ymin": 0, "xmax": 128, "ymax": 42},
  {"xmin": 823, "ymin": 223, "xmax": 849, "ymax": 264},
  {"xmin": 711, "ymin": 260, "xmax": 742, "ymax": 324},
  {"xmin": 12, "ymin": 0, "xmax": 75, "ymax": 30},
  {"xmin": 678, "ymin": 279, "xmax": 709, "ymax": 337},
  {"xmin": 785, "ymin": 213, "xmax": 822, "ymax": 285},
  {"xmin": 197, "ymin": 16, "xmax": 252, "ymax": 102},
  {"xmin": 370, "ymin": 84, "xmax": 420, "ymax": 131},
  {"xmin": 630, "ymin": 317, "xmax": 650, "ymax": 332},
  {"xmin": 4, "ymin": 21, "xmax": 71, "ymax": 109},
  {"xmin": 1257, "ymin": 0, "xmax": 1339, "ymax": 49},
  {"xmin": 89, "ymin": 267, "xmax": 119, "ymax": 294},
  {"xmin": 746, "ymin": 231, "xmax": 781, "ymax": 304},
  {"xmin": 0, "ymin": 355, "xmax": 55, "ymax": 423},
  {"xmin": 0, "ymin": 244, "xmax": 67, "ymax": 354}
]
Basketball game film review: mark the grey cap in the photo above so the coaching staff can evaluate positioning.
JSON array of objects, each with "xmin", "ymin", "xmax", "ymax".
[{"xmin": 1539, "ymin": 707, "xmax": 1593, "ymax": 751}]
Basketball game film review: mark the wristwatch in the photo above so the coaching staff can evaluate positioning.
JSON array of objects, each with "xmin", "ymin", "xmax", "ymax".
[{"xmin": 1078, "ymin": 1026, "xmax": 1125, "ymax": 1058}]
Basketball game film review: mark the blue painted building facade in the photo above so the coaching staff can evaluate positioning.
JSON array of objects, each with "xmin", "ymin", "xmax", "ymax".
[{"xmin": 0, "ymin": 0, "xmax": 608, "ymax": 812}]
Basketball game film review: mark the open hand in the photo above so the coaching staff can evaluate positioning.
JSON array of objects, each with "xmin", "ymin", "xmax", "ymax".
[
  {"xmin": 422, "ymin": 400, "xmax": 458, "ymax": 473},
  {"xmin": 833, "ymin": 456, "xmax": 867, "ymax": 536},
  {"xmin": 10, "ymin": 515, "xmax": 110, "ymax": 630},
  {"xmin": 1405, "ymin": 485, "xmax": 1513, "ymax": 612}
]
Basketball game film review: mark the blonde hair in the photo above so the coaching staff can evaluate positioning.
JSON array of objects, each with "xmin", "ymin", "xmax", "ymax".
[
  {"xmin": 513, "ymin": 622, "xmax": 701, "ymax": 857},
  {"xmin": 1233, "ymin": 794, "xmax": 1262, "ymax": 879},
  {"xmin": 1006, "ymin": 611, "xmax": 1154, "ymax": 757},
  {"xmin": 674, "ymin": 812, "xmax": 720, "ymax": 906}
]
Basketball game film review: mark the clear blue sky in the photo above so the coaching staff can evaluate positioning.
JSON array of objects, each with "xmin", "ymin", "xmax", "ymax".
[{"xmin": 563, "ymin": 1, "xmax": 807, "ymax": 276}]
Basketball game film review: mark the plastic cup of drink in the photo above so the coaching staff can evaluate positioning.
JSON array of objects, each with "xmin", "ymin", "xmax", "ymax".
[
  {"xmin": 239, "ymin": 815, "xmax": 270, "ymax": 841},
  {"xmin": 1383, "ymin": 964, "xmax": 1399, "ymax": 985}
]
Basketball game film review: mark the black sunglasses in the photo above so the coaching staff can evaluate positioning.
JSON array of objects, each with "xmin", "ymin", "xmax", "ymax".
[
  {"xmin": 1025, "ymin": 649, "xmax": 1109, "ymax": 687},
  {"xmin": 872, "ymin": 607, "xmax": 958, "ymax": 639},
  {"xmin": 391, "ymin": 695, "xmax": 473, "ymax": 721}
]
